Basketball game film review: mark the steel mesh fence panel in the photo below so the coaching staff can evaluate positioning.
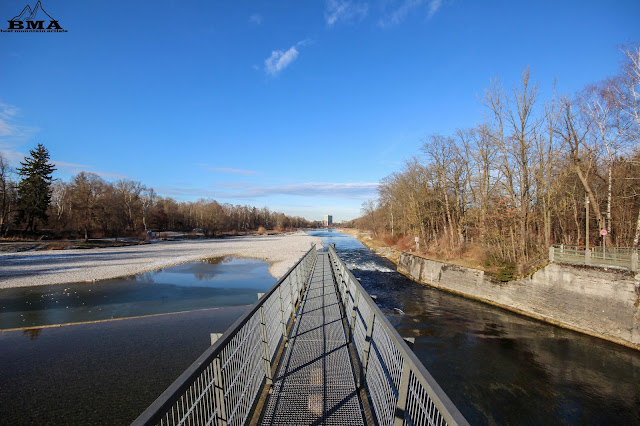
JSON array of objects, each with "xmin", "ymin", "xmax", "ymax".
[
  {"xmin": 264, "ymin": 291, "xmax": 283, "ymax": 361},
  {"xmin": 365, "ymin": 318, "xmax": 404, "ymax": 426},
  {"xmin": 352, "ymin": 299, "xmax": 370, "ymax": 362},
  {"xmin": 404, "ymin": 372, "xmax": 447, "ymax": 426},
  {"xmin": 157, "ymin": 361, "xmax": 219, "ymax": 426},
  {"xmin": 281, "ymin": 277, "xmax": 293, "ymax": 320},
  {"xmin": 220, "ymin": 314, "xmax": 264, "ymax": 426}
]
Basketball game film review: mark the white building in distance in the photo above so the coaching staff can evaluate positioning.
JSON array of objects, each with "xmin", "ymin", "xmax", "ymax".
[{"xmin": 324, "ymin": 215, "xmax": 333, "ymax": 226}]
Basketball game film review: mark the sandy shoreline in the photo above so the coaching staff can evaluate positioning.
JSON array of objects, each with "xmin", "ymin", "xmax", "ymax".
[{"xmin": 0, "ymin": 231, "xmax": 323, "ymax": 289}]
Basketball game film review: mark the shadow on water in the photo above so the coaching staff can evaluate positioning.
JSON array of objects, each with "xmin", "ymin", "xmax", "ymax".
[
  {"xmin": 0, "ymin": 257, "xmax": 275, "ymax": 329},
  {"xmin": 307, "ymin": 229, "xmax": 640, "ymax": 425}
]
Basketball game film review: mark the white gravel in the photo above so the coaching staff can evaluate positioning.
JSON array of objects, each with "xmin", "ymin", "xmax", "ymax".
[{"xmin": 0, "ymin": 231, "xmax": 323, "ymax": 289}]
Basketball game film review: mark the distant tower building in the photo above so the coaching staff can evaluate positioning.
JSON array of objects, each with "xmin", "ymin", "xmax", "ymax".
[{"xmin": 324, "ymin": 215, "xmax": 333, "ymax": 226}]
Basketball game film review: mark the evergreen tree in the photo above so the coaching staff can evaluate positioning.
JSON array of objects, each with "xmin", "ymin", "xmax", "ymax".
[{"xmin": 16, "ymin": 144, "xmax": 56, "ymax": 231}]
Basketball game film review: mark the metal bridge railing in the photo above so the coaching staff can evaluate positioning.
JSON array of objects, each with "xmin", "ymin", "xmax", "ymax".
[
  {"xmin": 549, "ymin": 244, "xmax": 638, "ymax": 271},
  {"xmin": 328, "ymin": 245, "xmax": 469, "ymax": 426},
  {"xmin": 131, "ymin": 245, "xmax": 317, "ymax": 426}
]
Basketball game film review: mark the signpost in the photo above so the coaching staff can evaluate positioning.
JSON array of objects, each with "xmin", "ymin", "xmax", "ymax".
[{"xmin": 601, "ymin": 229, "xmax": 607, "ymax": 258}]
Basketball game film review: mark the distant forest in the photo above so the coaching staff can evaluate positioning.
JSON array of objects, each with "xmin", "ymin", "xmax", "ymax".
[
  {"xmin": 0, "ymin": 146, "xmax": 316, "ymax": 240},
  {"xmin": 349, "ymin": 45, "xmax": 640, "ymax": 275}
]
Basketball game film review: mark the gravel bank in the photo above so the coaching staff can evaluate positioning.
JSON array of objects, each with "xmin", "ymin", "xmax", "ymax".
[{"xmin": 0, "ymin": 231, "xmax": 322, "ymax": 289}]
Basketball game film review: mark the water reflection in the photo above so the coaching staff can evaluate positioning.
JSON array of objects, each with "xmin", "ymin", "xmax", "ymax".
[
  {"xmin": 22, "ymin": 327, "xmax": 42, "ymax": 340},
  {"xmin": 0, "ymin": 257, "xmax": 275, "ymax": 330},
  {"xmin": 306, "ymin": 229, "xmax": 640, "ymax": 424}
]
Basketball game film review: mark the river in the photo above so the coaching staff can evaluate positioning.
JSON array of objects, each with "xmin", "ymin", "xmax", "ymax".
[{"xmin": 308, "ymin": 229, "xmax": 640, "ymax": 424}]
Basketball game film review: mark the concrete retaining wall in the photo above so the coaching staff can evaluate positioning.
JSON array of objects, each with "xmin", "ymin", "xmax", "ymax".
[{"xmin": 397, "ymin": 252, "xmax": 640, "ymax": 350}]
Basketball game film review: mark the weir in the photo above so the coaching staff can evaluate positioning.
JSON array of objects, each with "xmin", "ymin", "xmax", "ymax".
[{"xmin": 132, "ymin": 245, "xmax": 467, "ymax": 426}]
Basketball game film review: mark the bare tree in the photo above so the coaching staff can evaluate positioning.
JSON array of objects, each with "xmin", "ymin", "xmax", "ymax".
[
  {"xmin": 0, "ymin": 153, "xmax": 16, "ymax": 236},
  {"xmin": 70, "ymin": 172, "xmax": 105, "ymax": 241},
  {"xmin": 615, "ymin": 44, "xmax": 640, "ymax": 245}
]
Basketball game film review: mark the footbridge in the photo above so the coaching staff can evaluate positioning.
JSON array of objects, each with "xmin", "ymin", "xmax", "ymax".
[{"xmin": 132, "ymin": 245, "xmax": 468, "ymax": 426}]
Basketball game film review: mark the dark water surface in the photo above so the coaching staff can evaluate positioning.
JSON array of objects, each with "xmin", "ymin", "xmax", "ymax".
[
  {"xmin": 0, "ymin": 257, "xmax": 274, "ymax": 329},
  {"xmin": 307, "ymin": 229, "xmax": 640, "ymax": 425},
  {"xmin": 0, "ymin": 306, "xmax": 249, "ymax": 425},
  {"xmin": 0, "ymin": 257, "xmax": 274, "ymax": 425}
]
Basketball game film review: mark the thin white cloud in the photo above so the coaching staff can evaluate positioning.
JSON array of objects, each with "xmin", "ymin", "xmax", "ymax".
[
  {"xmin": 53, "ymin": 160, "xmax": 130, "ymax": 179},
  {"xmin": 210, "ymin": 167, "xmax": 257, "ymax": 176},
  {"xmin": 0, "ymin": 103, "xmax": 19, "ymax": 137},
  {"xmin": 427, "ymin": 0, "xmax": 442, "ymax": 18},
  {"xmin": 249, "ymin": 13, "xmax": 263, "ymax": 24},
  {"xmin": 0, "ymin": 144, "xmax": 25, "ymax": 164},
  {"xmin": 0, "ymin": 102, "xmax": 38, "ymax": 140},
  {"xmin": 325, "ymin": 0, "xmax": 368, "ymax": 27},
  {"xmin": 379, "ymin": 0, "xmax": 442, "ymax": 27},
  {"xmin": 265, "ymin": 45, "xmax": 299, "ymax": 76},
  {"xmin": 197, "ymin": 163, "xmax": 258, "ymax": 176},
  {"xmin": 160, "ymin": 182, "xmax": 379, "ymax": 200}
]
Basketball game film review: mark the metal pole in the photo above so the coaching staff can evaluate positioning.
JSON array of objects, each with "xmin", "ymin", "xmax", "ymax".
[
  {"xmin": 277, "ymin": 285, "xmax": 287, "ymax": 342},
  {"xmin": 259, "ymin": 305, "xmax": 273, "ymax": 385},
  {"xmin": 359, "ymin": 309, "xmax": 376, "ymax": 389},
  {"xmin": 349, "ymin": 289, "xmax": 359, "ymax": 343},
  {"xmin": 393, "ymin": 361, "xmax": 410, "ymax": 426},
  {"xmin": 586, "ymin": 195, "xmax": 589, "ymax": 263},
  {"xmin": 213, "ymin": 357, "xmax": 228, "ymax": 426}
]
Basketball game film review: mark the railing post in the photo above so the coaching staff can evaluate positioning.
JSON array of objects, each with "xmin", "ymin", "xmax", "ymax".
[
  {"xmin": 358, "ymin": 309, "xmax": 376, "ymax": 388},
  {"xmin": 549, "ymin": 246, "xmax": 554, "ymax": 262},
  {"xmin": 277, "ymin": 285, "xmax": 288, "ymax": 342},
  {"xmin": 296, "ymin": 264, "xmax": 303, "ymax": 295},
  {"xmin": 393, "ymin": 361, "xmax": 411, "ymax": 426},
  {"xmin": 585, "ymin": 248, "xmax": 591, "ymax": 266},
  {"xmin": 213, "ymin": 356, "xmax": 228, "ymax": 426},
  {"xmin": 288, "ymin": 275, "xmax": 296, "ymax": 317},
  {"xmin": 259, "ymin": 305, "xmax": 273, "ymax": 386},
  {"xmin": 349, "ymin": 289, "xmax": 359, "ymax": 343}
]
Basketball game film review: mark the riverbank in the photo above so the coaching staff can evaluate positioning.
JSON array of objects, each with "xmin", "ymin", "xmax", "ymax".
[
  {"xmin": 345, "ymin": 228, "xmax": 640, "ymax": 350},
  {"xmin": 0, "ymin": 231, "xmax": 322, "ymax": 289}
]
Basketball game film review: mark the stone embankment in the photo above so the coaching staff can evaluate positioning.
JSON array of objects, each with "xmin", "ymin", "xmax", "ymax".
[{"xmin": 397, "ymin": 252, "xmax": 640, "ymax": 350}]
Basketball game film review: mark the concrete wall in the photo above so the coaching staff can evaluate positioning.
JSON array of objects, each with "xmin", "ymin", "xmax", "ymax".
[{"xmin": 397, "ymin": 252, "xmax": 640, "ymax": 350}]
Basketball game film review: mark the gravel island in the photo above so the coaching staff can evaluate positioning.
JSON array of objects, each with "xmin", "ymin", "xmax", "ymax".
[{"xmin": 0, "ymin": 231, "xmax": 322, "ymax": 289}]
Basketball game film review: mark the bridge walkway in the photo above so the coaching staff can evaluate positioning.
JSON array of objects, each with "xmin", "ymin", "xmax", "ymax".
[{"xmin": 260, "ymin": 252, "xmax": 365, "ymax": 425}]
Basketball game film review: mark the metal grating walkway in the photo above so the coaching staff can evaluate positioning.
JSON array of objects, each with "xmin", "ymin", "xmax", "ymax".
[{"xmin": 261, "ymin": 253, "xmax": 365, "ymax": 425}]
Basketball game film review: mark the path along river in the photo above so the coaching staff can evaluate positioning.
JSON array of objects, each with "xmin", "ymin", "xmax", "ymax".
[{"xmin": 1, "ymin": 231, "xmax": 639, "ymax": 424}]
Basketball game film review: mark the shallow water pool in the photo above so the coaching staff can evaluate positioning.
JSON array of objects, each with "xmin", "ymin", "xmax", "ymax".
[{"xmin": 0, "ymin": 257, "xmax": 275, "ymax": 329}]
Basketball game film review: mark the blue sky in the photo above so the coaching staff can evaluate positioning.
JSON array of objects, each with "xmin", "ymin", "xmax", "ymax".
[{"xmin": 1, "ymin": 0, "xmax": 639, "ymax": 222}]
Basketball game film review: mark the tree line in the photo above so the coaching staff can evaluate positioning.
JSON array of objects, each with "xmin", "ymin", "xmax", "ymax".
[
  {"xmin": 0, "ymin": 145, "xmax": 315, "ymax": 240},
  {"xmin": 350, "ymin": 45, "xmax": 640, "ymax": 274}
]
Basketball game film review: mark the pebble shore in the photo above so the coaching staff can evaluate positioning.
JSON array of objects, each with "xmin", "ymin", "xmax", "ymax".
[{"xmin": 0, "ymin": 231, "xmax": 323, "ymax": 289}]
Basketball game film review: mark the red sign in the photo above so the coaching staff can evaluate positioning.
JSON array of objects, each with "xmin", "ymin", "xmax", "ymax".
[{"xmin": 600, "ymin": 229, "xmax": 608, "ymax": 236}]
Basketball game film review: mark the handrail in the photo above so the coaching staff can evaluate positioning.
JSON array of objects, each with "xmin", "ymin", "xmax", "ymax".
[
  {"xmin": 549, "ymin": 244, "xmax": 638, "ymax": 271},
  {"xmin": 132, "ymin": 245, "xmax": 317, "ymax": 426},
  {"xmin": 328, "ymin": 245, "xmax": 469, "ymax": 426}
]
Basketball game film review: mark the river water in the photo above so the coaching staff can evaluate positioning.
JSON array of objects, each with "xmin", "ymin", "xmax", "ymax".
[{"xmin": 308, "ymin": 229, "xmax": 640, "ymax": 424}]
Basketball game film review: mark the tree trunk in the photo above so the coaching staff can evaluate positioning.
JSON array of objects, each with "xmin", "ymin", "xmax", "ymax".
[{"xmin": 634, "ymin": 206, "xmax": 640, "ymax": 246}]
